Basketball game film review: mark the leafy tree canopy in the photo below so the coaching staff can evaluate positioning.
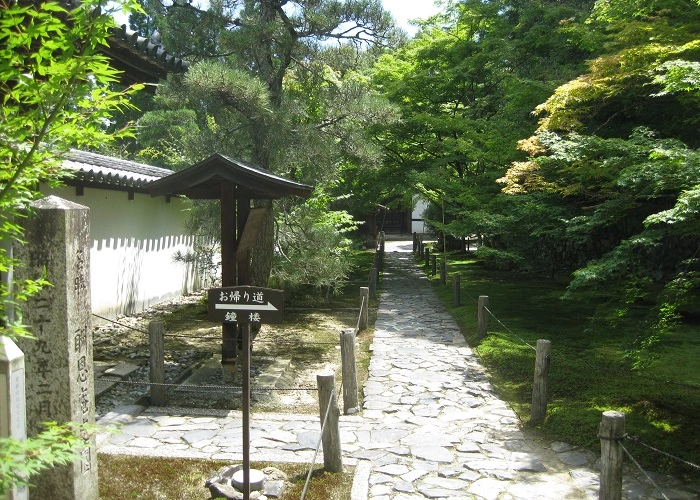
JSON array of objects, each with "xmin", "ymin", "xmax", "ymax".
[
  {"xmin": 131, "ymin": 0, "xmax": 401, "ymax": 289},
  {"xmin": 499, "ymin": 0, "xmax": 700, "ymax": 362}
]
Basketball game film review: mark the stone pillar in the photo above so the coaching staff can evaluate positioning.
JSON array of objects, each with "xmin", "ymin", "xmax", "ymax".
[
  {"xmin": 15, "ymin": 196, "xmax": 97, "ymax": 499},
  {"xmin": 0, "ymin": 336, "xmax": 28, "ymax": 500}
]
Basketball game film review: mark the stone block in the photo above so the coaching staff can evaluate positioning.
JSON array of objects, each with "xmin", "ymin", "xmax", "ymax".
[{"xmin": 104, "ymin": 362, "xmax": 140, "ymax": 379}]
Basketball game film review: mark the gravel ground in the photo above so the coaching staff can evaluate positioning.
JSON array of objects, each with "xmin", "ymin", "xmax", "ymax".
[{"xmin": 93, "ymin": 292, "xmax": 329, "ymax": 418}]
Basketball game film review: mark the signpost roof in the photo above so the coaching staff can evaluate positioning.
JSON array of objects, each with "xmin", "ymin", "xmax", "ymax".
[{"xmin": 147, "ymin": 153, "xmax": 313, "ymax": 200}]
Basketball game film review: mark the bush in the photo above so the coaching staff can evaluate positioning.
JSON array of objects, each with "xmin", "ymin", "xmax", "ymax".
[{"xmin": 475, "ymin": 246, "xmax": 525, "ymax": 270}]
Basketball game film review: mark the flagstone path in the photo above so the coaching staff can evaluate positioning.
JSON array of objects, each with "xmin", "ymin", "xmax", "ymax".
[{"xmin": 97, "ymin": 240, "xmax": 698, "ymax": 499}]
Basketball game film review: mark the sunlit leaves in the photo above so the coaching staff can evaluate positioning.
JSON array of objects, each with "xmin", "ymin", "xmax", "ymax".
[{"xmin": 0, "ymin": 422, "xmax": 89, "ymax": 494}]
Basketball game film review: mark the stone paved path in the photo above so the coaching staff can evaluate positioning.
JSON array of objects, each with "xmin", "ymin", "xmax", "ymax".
[{"xmin": 97, "ymin": 240, "xmax": 699, "ymax": 499}]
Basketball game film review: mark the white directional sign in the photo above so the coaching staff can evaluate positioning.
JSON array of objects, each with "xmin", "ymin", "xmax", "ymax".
[{"xmin": 207, "ymin": 286, "xmax": 284, "ymax": 324}]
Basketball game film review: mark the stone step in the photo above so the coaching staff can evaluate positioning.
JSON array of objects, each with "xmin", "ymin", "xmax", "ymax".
[
  {"xmin": 94, "ymin": 378, "xmax": 118, "ymax": 397},
  {"xmin": 176, "ymin": 354, "xmax": 223, "ymax": 392},
  {"xmin": 104, "ymin": 362, "xmax": 140, "ymax": 379},
  {"xmin": 175, "ymin": 354, "xmax": 292, "ymax": 392}
]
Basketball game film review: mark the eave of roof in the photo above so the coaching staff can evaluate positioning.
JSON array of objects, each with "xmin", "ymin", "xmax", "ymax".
[
  {"xmin": 104, "ymin": 25, "xmax": 189, "ymax": 89},
  {"xmin": 62, "ymin": 149, "xmax": 173, "ymax": 193},
  {"xmin": 147, "ymin": 153, "xmax": 313, "ymax": 200}
]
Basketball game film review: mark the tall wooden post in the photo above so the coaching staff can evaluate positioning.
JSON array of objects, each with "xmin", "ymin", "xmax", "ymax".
[
  {"xmin": 317, "ymin": 373, "xmax": 343, "ymax": 472},
  {"xmin": 477, "ymin": 295, "xmax": 489, "ymax": 340},
  {"xmin": 149, "ymin": 321, "xmax": 166, "ymax": 406},
  {"xmin": 599, "ymin": 411, "xmax": 625, "ymax": 500},
  {"xmin": 341, "ymin": 330, "xmax": 359, "ymax": 415},
  {"xmin": 242, "ymin": 323, "xmax": 252, "ymax": 500},
  {"xmin": 220, "ymin": 182, "xmax": 238, "ymax": 380},
  {"xmin": 530, "ymin": 339, "xmax": 551, "ymax": 424}
]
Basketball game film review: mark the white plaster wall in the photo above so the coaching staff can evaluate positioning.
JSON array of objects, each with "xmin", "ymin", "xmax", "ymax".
[
  {"xmin": 41, "ymin": 185, "xmax": 205, "ymax": 318},
  {"xmin": 412, "ymin": 197, "xmax": 429, "ymax": 234}
]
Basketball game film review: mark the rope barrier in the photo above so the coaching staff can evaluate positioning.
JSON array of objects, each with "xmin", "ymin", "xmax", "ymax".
[
  {"xmin": 163, "ymin": 334, "xmax": 339, "ymax": 347},
  {"xmin": 356, "ymin": 295, "xmax": 366, "ymax": 332},
  {"xmin": 483, "ymin": 306, "xmax": 537, "ymax": 351},
  {"xmin": 255, "ymin": 339, "xmax": 339, "ymax": 346},
  {"xmin": 99, "ymin": 377, "xmax": 317, "ymax": 393},
  {"xmin": 626, "ymin": 435, "xmax": 700, "ymax": 471},
  {"xmin": 301, "ymin": 384, "xmax": 340, "ymax": 500},
  {"xmin": 621, "ymin": 443, "xmax": 670, "ymax": 500},
  {"xmin": 163, "ymin": 334, "xmax": 218, "ymax": 340},
  {"xmin": 629, "ymin": 373, "xmax": 700, "ymax": 391},
  {"xmin": 286, "ymin": 306, "xmax": 378, "ymax": 312},
  {"xmin": 92, "ymin": 313, "xmax": 148, "ymax": 334}
]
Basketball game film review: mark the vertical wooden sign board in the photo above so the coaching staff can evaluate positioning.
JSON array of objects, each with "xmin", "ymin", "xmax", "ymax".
[{"xmin": 208, "ymin": 286, "xmax": 284, "ymax": 500}]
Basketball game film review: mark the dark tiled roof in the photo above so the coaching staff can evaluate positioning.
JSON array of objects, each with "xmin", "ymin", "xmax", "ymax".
[
  {"xmin": 57, "ymin": 1, "xmax": 189, "ymax": 87},
  {"xmin": 62, "ymin": 150, "xmax": 313, "ymax": 200},
  {"xmin": 63, "ymin": 149, "xmax": 173, "ymax": 192},
  {"xmin": 104, "ymin": 25, "xmax": 189, "ymax": 88},
  {"xmin": 148, "ymin": 153, "xmax": 313, "ymax": 200}
]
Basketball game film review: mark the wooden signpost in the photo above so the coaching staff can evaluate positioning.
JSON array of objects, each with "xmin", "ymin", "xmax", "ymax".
[{"xmin": 208, "ymin": 285, "xmax": 284, "ymax": 500}]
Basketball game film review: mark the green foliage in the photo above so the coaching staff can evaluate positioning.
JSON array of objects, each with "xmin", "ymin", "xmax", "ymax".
[
  {"xmin": 497, "ymin": 0, "xmax": 700, "ymax": 359},
  {"xmin": 474, "ymin": 246, "xmax": 525, "ymax": 271},
  {"xmin": 1, "ymin": 0, "xmax": 142, "ymax": 339},
  {"xmin": 0, "ymin": 0, "xmax": 142, "ymax": 493},
  {"xmin": 272, "ymin": 190, "xmax": 360, "ymax": 297},
  {"xmin": 0, "ymin": 422, "xmax": 87, "ymax": 495},
  {"xmin": 366, "ymin": 0, "xmax": 594, "ymax": 243},
  {"xmin": 134, "ymin": 1, "xmax": 401, "ymax": 287}
]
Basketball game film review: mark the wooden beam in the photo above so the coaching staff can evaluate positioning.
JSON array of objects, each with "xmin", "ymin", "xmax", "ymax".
[
  {"xmin": 220, "ymin": 181, "xmax": 238, "ymax": 374},
  {"xmin": 237, "ymin": 195, "xmax": 252, "ymax": 286}
]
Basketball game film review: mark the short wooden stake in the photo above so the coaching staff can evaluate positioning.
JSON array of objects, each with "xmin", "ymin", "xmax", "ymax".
[
  {"xmin": 359, "ymin": 287, "xmax": 369, "ymax": 331},
  {"xmin": 412, "ymin": 232, "xmax": 418, "ymax": 252},
  {"xmin": 369, "ymin": 267, "xmax": 378, "ymax": 300},
  {"xmin": 431, "ymin": 255, "xmax": 437, "ymax": 276},
  {"xmin": 530, "ymin": 339, "xmax": 551, "ymax": 424},
  {"xmin": 340, "ymin": 330, "xmax": 359, "ymax": 415},
  {"xmin": 440, "ymin": 260, "xmax": 446, "ymax": 284},
  {"xmin": 424, "ymin": 247, "xmax": 430, "ymax": 267},
  {"xmin": 452, "ymin": 275, "xmax": 461, "ymax": 307},
  {"xmin": 317, "ymin": 373, "xmax": 343, "ymax": 472},
  {"xmin": 477, "ymin": 295, "xmax": 489, "ymax": 340},
  {"xmin": 149, "ymin": 321, "xmax": 166, "ymax": 406},
  {"xmin": 599, "ymin": 411, "xmax": 625, "ymax": 500}
]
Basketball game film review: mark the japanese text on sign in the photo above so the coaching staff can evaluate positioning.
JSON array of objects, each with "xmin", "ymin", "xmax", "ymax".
[{"xmin": 207, "ymin": 286, "xmax": 284, "ymax": 324}]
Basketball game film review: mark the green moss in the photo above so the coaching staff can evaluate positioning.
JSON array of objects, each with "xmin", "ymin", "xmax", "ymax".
[{"xmin": 98, "ymin": 456, "xmax": 354, "ymax": 499}]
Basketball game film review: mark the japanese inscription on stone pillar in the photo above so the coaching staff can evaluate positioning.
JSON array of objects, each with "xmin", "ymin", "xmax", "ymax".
[{"xmin": 16, "ymin": 196, "xmax": 98, "ymax": 499}]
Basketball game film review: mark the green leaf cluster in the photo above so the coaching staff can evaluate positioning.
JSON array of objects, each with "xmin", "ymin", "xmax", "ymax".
[
  {"xmin": 0, "ymin": 422, "xmax": 87, "ymax": 495},
  {"xmin": 496, "ymin": 0, "xmax": 700, "ymax": 359},
  {"xmin": 1, "ymin": 0, "xmax": 142, "ymax": 341},
  {"xmin": 131, "ymin": 0, "xmax": 402, "ymax": 289},
  {"xmin": 1, "ymin": 0, "xmax": 142, "ymax": 493}
]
